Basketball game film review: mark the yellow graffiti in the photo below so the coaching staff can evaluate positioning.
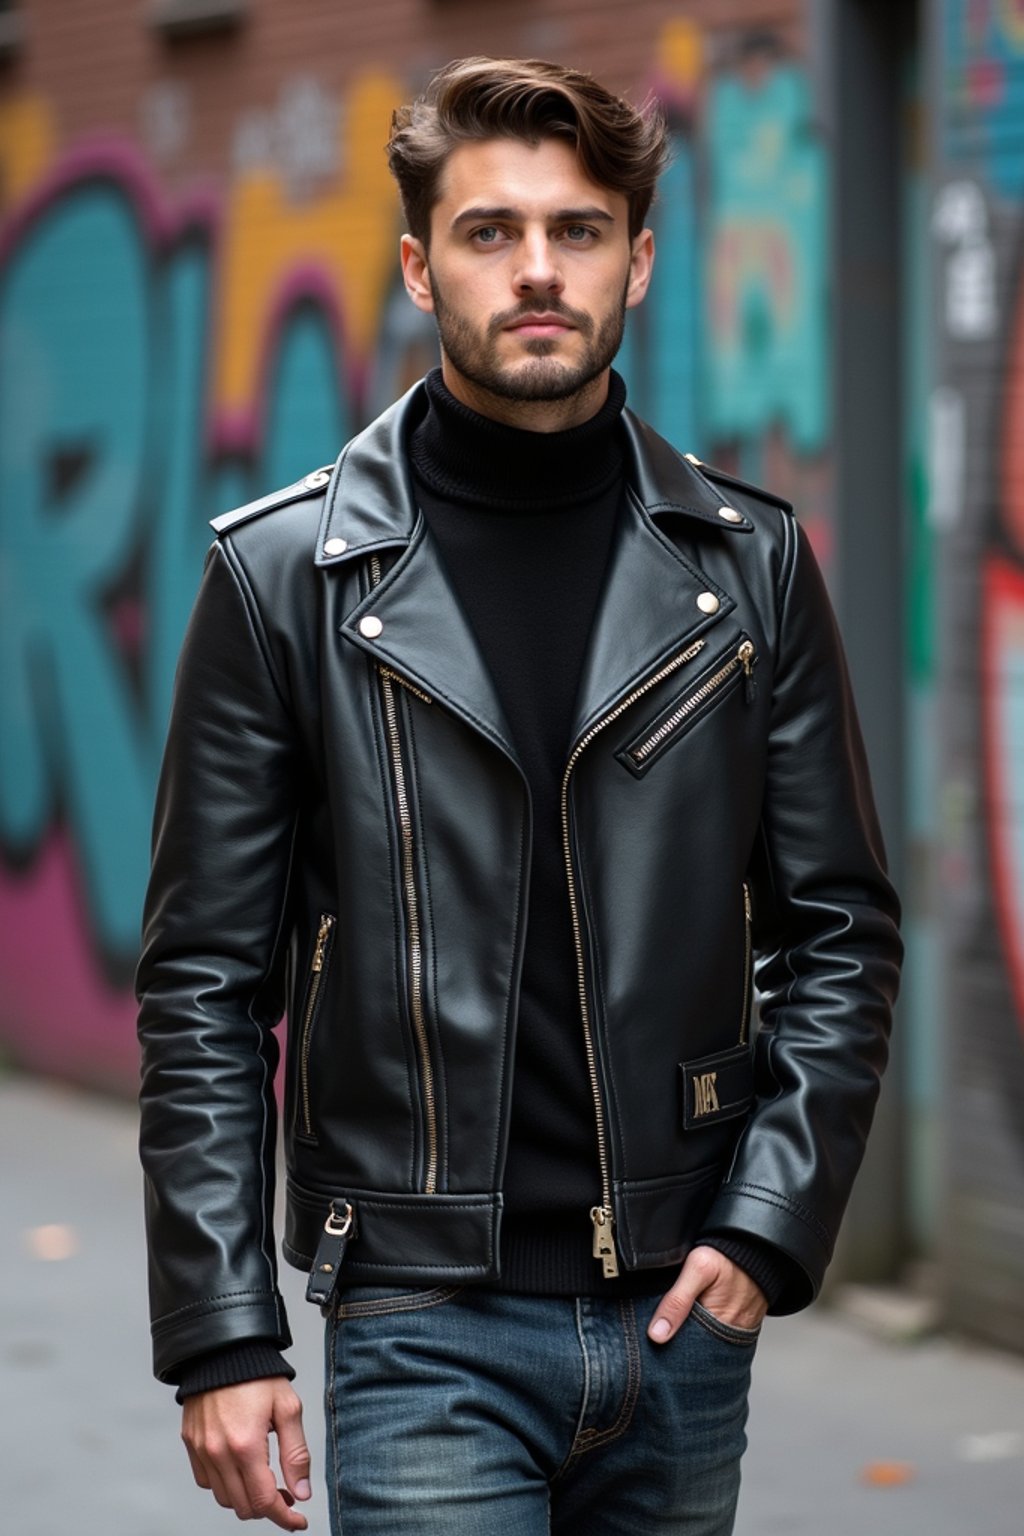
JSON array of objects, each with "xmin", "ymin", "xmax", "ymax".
[
  {"xmin": 998, "ymin": 0, "xmax": 1024, "ymax": 50},
  {"xmin": 0, "ymin": 93, "xmax": 57, "ymax": 207},
  {"xmin": 656, "ymin": 17, "xmax": 705, "ymax": 93},
  {"xmin": 216, "ymin": 72, "xmax": 401, "ymax": 413}
]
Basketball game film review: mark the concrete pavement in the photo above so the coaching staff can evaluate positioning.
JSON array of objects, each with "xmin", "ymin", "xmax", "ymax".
[{"xmin": 2, "ymin": 1074, "xmax": 1022, "ymax": 1535}]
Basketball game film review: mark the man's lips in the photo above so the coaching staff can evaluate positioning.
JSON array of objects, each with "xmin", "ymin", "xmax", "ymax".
[{"xmin": 504, "ymin": 314, "xmax": 575, "ymax": 336}]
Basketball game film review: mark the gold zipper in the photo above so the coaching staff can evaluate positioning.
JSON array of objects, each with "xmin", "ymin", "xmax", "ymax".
[
  {"xmin": 379, "ymin": 666, "xmax": 433, "ymax": 706},
  {"xmin": 369, "ymin": 556, "xmax": 438, "ymax": 1194},
  {"xmin": 631, "ymin": 639, "xmax": 756, "ymax": 765},
  {"xmin": 740, "ymin": 882, "xmax": 753, "ymax": 1047},
  {"xmin": 560, "ymin": 635, "xmax": 709, "ymax": 1278},
  {"xmin": 298, "ymin": 913, "xmax": 335, "ymax": 1139}
]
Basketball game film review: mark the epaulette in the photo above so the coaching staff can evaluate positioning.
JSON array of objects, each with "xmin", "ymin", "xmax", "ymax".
[
  {"xmin": 210, "ymin": 465, "xmax": 334, "ymax": 536},
  {"xmin": 682, "ymin": 452, "xmax": 794, "ymax": 516}
]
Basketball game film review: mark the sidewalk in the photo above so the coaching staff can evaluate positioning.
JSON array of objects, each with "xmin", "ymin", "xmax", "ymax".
[{"xmin": 2, "ymin": 1074, "xmax": 1022, "ymax": 1535}]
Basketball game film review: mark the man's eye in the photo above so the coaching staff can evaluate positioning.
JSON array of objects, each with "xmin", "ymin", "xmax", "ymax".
[
  {"xmin": 565, "ymin": 225, "xmax": 594, "ymax": 242},
  {"xmin": 473, "ymin": 226, "xmax": 502, "ymax": 245}
]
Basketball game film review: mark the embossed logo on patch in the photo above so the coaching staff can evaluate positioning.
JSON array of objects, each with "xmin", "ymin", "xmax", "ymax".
[{"xmin": 693, "ymin": 1071, "xmax": 720, "ymax": 1119}]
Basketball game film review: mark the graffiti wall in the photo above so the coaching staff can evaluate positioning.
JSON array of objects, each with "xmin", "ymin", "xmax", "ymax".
[
  {"xmin": 0, "ymin": 72, "xmax": 399, "ymax": 1086},
  {"xmin": 0, "ymin": 15, "xmax": 829, "ymax": 1089},
  {"xmin": 937, "ymin": 0, "xmax": 1024, "ymax": 1349}
]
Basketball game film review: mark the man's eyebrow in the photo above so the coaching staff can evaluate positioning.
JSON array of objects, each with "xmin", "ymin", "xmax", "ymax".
[{"xmin": 450, "ymin": 205, "xmax": 616, "ymax": 230}]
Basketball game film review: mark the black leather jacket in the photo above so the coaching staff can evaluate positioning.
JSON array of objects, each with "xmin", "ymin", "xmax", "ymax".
[{"xmin": 137, "ymin": 383, "xmax": 902, "ymax": 1381}]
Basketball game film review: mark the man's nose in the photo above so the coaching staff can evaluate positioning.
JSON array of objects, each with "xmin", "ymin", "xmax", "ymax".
[{"xmin": 513, "ymin": 230, "xmax": 564, "ymax": 295}]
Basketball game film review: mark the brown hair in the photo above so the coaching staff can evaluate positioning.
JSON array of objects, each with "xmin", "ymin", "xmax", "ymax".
[{"xmin": 387, "ymin": 56, "xmax": 669, "ymax": 245}]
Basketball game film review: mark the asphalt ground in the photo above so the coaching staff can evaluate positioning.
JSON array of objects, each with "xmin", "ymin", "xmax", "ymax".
[{"xmin": 2, "ymin": 1074, "xmax": 1022, "ymax": 1535}]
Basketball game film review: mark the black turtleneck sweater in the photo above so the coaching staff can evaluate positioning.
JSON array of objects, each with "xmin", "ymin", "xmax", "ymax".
[{"xmin": 173, "ymin": 370, "xmax": 791, "ymax": 1400}]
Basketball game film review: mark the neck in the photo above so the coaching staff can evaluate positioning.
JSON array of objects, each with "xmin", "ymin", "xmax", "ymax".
[
  {"xmin": 439, "ymin": 359, "xmax": 612, "ymax": 434},
  {"xmin": 409, "ymin": 367, "xmax": 627, "ymax": 514}
]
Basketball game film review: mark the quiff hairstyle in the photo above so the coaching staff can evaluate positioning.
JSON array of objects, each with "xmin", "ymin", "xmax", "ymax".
[{"xmin": 387, "ymin": 56, "xmax": 669, "ymax": 246}]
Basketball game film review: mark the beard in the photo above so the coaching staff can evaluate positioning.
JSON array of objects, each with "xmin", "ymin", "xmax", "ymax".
[{"xmin": 429, "ymin": 279, "xmax": 628, "ymax": 404}]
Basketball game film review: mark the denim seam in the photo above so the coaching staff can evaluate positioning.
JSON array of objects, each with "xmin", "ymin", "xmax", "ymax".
[
  {"xmin": 326, "ymin": 1306, "xmax": 341, "ymax": 1533},
  {"xmin": 690, "ymin": 1300, "xmax": 761, "ymax": 1347},
  {"xmin": 553, "ymin": 1298, "xmax": 592, "ymax": 1481},
  {"xmin": 555, "ymin": 1300, "xmax": 643, "ymax": 1475},
  {"xmin": 572, "ymin": 1300, "xmax": 642, "ymax": 1453},
  {"xmin": 335, "ymin": 1285, "xmax": 464, "ymax": 1319}
]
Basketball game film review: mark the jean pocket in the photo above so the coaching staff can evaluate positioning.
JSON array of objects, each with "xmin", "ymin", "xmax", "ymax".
[
  {"xmin": 689, "ymin": 1299, "xmax": 762, "ymax": 1348},
  {"xmin": 335, "ymin": 1284, "xmax": 464, "ymax": 1319}
]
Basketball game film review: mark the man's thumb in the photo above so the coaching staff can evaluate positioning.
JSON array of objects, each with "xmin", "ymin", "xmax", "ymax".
[{"xmin": 274, "ymin": 1389, "xmax": 312, "ymax": 1501}]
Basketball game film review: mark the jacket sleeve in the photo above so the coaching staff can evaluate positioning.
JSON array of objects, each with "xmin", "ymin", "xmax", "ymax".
[
  {"xmin": 703, "ymin": 516, "xmax": 903, "ymax": 1312},
  {"xmin": 137, "ymin": 538, "xmax": 298, "ymax": 1382}
]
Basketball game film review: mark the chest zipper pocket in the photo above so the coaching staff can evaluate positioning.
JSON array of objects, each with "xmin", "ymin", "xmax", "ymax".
[
  {"xmin": 618, "ymin": 635, "xmax": 757, "ymax": 777},
  {"xmin": 295, "ymin": 913, "xmax": 336, "ymax": 1145}
]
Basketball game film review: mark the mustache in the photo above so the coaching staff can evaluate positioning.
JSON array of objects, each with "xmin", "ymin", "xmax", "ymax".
[{"xmin": 488, "ymin": 300, "xmax": 593, "ymax": 337}]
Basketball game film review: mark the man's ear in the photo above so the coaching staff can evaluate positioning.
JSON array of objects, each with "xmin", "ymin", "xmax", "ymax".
[
  {"xmin": 625, "ymin": 228, "xmax": 655, "ymax": 310},
  {"xmin": 401, "ymin": 234, "xmax": 434, "ymax": 314}
]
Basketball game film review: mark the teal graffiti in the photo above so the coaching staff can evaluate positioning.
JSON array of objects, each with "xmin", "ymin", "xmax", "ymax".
[
  {"xmin": 0, "ymin": 184, "xmax": 153, "ymax": 956},
  {"xmin": 1, "ymin": 59, "xmax": 829, "ymax": 974},
  {"xmin": 146, "ymin": 234, "xmax": 219, "ymax": 739},
  {"xmin": 943, "ymin": 0, "xmax": 1024, "ymax": 196},
  {"xmin": 702, "ymin": 65, "xmax": 829, "ymax": 453},
  {"xmin": 619, "ymin": 133, "xmax": 700, "ymax": 452},
  {"xmin": 263, "ymin": 301, "xmax": 350, "ymax": 492},
  {"xmin": 0, "ymin": 163, "xmax": 354, "ymax": 971}
]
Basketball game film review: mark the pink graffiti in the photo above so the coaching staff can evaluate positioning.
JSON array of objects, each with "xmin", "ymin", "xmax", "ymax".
[
  {"xmin": 981, "ymin": 556, "xmax": 1024, "ymax": 1041},
  {"xmin": 0, "ymin": 831, "xmax": 139, "ymax": 1089}
]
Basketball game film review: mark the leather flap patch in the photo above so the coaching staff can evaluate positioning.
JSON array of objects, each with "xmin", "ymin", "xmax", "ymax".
[{"xmin": 679, "ymin": 1043, "xmax": 754, "ymax": 1130}]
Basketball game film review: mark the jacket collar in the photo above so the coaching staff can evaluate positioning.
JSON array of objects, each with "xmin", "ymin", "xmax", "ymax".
[
  {"xmin": 314, "ymin": 382, "xmax": 753, "ymax": 567},
  {"xmin": 322, "ymin": 381, "xmax": 746, "ymax": 761}
]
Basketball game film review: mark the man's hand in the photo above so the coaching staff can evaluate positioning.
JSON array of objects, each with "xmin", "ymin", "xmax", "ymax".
[
  {"xmin": 181, "ymin": 1376, "xmax": 311, "ymax": 1530},
  {"xmin": 647, "ymin": 1246, "xmax": 768, "ymax": 1344}
]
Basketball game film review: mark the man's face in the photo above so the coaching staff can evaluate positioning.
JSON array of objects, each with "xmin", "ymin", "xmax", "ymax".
[{"xmin": 400, "ymin": 137, "xmax": 654, "ymax": 424}]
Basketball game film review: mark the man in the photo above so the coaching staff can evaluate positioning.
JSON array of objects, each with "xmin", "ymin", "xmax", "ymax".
[{"xmin": 138, "ymin": 56, "xmax": 902, "ymax": 1536}]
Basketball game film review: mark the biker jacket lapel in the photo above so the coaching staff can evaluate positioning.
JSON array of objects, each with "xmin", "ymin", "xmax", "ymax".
[
  {"xmin": 317, "ymin": 384, "xmax": 520, "ymax": 767},
  {"xmin": 341, "ymin": 516, "xmax": 522, "ymax": 770},
  {"xmin": 569, "ymin": 487, "xmax": 735, "ymax": 748},
  {"xmin": 321, "ymin": 382, "xmax": 744, "ymax": 765}
]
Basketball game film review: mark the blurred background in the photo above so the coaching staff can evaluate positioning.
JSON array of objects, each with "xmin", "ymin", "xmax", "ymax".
[{"xmin": 1, "ymin": 0, "xmax": 1022, "ymax": 1530}]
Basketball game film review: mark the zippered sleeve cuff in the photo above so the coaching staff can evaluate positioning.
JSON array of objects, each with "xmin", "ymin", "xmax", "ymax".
[
  {"xmin": 172, "ymin": 1340, "xmax": 295, "ymax": 1403},
  {"xmin": 697, "ymin": 1232, "xmax": 795, "ymax": 1310}
]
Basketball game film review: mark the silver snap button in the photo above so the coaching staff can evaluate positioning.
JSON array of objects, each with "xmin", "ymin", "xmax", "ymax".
[
  {"xmin": 696, "ymin": 592, "xmax": 720, "ymax": 614},
  {"xmin": 305, "ymin": 468, "xmax": 330, "ymax": 490},
  {"xmin": 717, "ymin": 506, "xmax": 743, "ymax": 523},
  {"xmin": 323, "ymin": 537, "xmax": 348, "ymax": 556},
  {"xmin": 359, "ymin": 615, "xmax": 383, "ymax": 639}
]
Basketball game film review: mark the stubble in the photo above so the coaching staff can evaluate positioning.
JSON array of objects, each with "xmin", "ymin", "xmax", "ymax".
[{"xmin": 429, "ymin": 279, "xmax": 629, "ymax": 406}]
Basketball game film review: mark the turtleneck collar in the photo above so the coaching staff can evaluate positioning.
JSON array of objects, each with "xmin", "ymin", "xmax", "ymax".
[{"xmin": 410, "ymin": 367, "xmax": 627, "ymax": 513}]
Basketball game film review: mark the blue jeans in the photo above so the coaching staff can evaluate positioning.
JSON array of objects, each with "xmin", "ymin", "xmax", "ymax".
[{"xmin": 324, "ymin": 1285, "xmax": 758, "ymax": 1534}]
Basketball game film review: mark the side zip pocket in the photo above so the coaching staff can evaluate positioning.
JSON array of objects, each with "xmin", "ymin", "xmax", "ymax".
[
  {"xmin": 739, "ymin": 881, "xmax": 753, "ymax": 1047},
  {"xmin": 296, "ymin": 913, "xmax": 336, "ymax": 1144}
]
